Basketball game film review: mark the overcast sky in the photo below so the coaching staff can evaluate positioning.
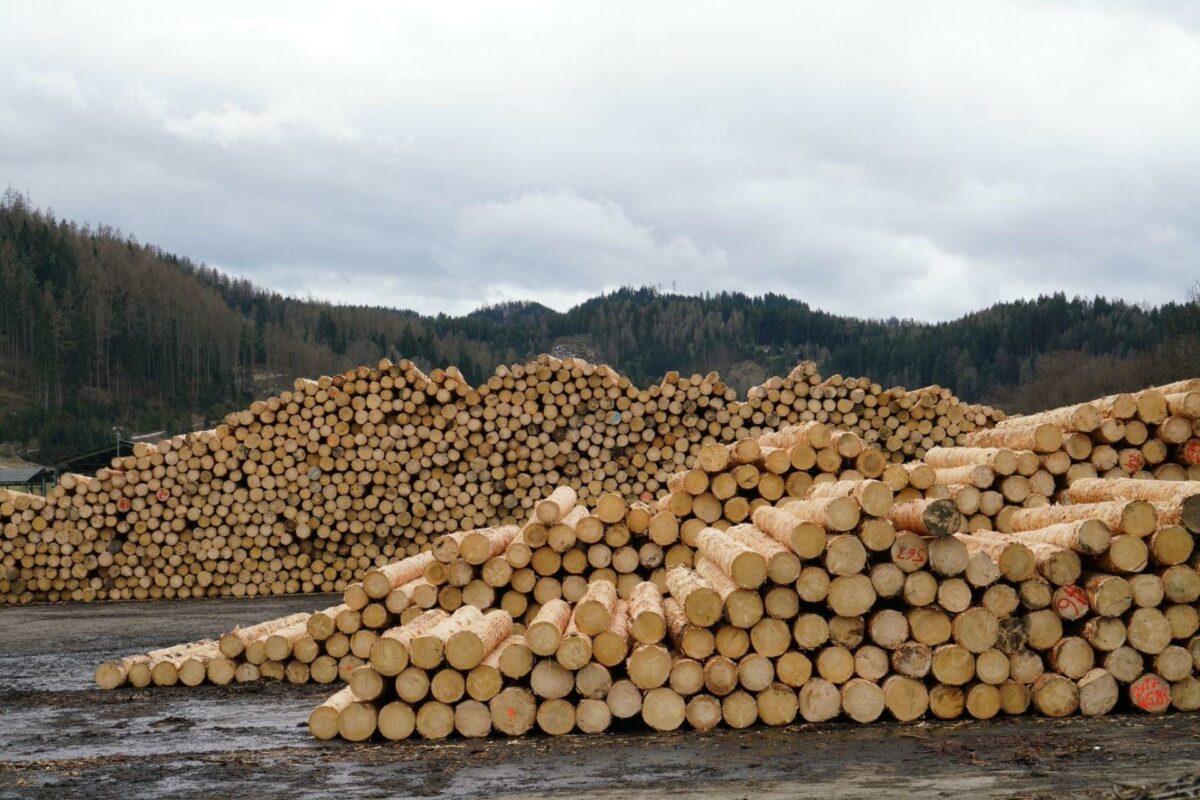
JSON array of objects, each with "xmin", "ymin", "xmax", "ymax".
[{"xmin": 2, "ymin": 2, "xmax": 1199, "ymax": 321}]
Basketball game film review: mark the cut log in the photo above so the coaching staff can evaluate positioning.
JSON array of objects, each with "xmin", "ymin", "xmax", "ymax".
[{"xmin": 888, "ymin": 499, "xmax": 962, "ymax": 537}]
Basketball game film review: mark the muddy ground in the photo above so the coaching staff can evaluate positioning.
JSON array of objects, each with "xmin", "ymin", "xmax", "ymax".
[{"xmin": 1, "ymin": 598, "xmax": 1198, "ymax": 800}]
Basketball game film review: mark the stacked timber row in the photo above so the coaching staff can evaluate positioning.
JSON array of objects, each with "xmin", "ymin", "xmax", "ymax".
[
  {"xmin": 965, "ymin": 380, "xmax": 1200, "ymax": 486},
  {"xmin": 854, "ymin": 380, "xmax": 1200, "ymax": 537},
  {"xmin": 98, "ymin": 422, "xmax": 1200, "ymax": 741},
  {"xmin": 740, "ymin": 363, "xmax": 1005, "ymax": 463},
  {"xmin": 92, "ymin": 599, "xmax": 450, "ymax": 690},
  {"xmin": 0, "ymin": 356, "xmax": 1000, "ymax": 605},
  {"xmin": 304, "ymin": 438, "xmax": 1200, "ymax": 739}
]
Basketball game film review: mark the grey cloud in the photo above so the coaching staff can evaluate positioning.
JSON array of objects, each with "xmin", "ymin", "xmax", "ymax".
[{"xmin": 1, "ymin": 1, "xmax": 1199, "ymax": 321}]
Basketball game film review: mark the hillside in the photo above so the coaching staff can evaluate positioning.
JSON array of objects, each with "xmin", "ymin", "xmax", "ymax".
[{"xmin": 2, "ymin": 190, "xmax": 1198, "ymax": 462}]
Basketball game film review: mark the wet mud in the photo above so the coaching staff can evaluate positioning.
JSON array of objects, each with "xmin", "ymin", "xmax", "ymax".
[{"xmin": 2, "ymin": 597, "xmax": 1198, "ymax": 799}]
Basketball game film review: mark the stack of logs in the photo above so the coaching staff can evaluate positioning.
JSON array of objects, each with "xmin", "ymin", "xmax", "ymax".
[
  {"xmin": 97, "ymin": 419, "xmax": 1200, "ymax": 741},
  {"xmin": 965, "ymin": 380, "xmax": 1200, "ymax": 484},
  {"xmin": 741, "ymin": 363, "xmax": 1005, "ymax": 462},
  {"xmin": 0, "ymin": 357, "xmax": 1003, "ymax": 605}
]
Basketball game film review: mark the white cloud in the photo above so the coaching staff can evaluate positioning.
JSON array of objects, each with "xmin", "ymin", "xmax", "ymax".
[
  {"xmin": 1, "ymin": 1, "xmax": 1199, "ymax": 321},
  {"xmin": 437, "ymin": 190, "xmax": 727, "ymax": 296},
  {"xmin": 14, "ymin": 68, "xmax": 87, "ymax": 109},
  {"xmin": 163, "ymin": 99, "xmax": 361, "ymax": 147}
]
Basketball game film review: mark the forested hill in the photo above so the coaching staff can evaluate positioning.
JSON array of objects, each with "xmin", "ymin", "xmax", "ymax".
[{"xmin": 2, "ymin": 191, "xmax": 1198, "ymax": 462}]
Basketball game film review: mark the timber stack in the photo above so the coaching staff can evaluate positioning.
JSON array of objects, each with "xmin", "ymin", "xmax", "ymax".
[
  {"xmin": 0, "ymin": 356, "xmax": 1002, "ymax": 605},
  {"xmin": 96, "ymin": 416, "xmax": 1200, "ymax": 740},
  {"xmin": 740, "ymin": 363, "xmax": 1005, "ymax": 462}
]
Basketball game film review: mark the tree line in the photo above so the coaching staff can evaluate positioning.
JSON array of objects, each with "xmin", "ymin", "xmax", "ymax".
[{"xmin": 2, "ymin": 190, "xmax": 1197, "ymax": 463}]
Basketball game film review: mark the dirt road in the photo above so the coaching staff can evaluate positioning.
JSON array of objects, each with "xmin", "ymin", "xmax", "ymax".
[{"xmin": 1, "ymin": 597, "xmax": 1197, "ymax": 799}]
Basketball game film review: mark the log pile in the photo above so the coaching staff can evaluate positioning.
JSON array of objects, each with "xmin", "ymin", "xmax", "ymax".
[
  {"xmin": 968, "ymin": 380, "xmax": 1200, "ymax": 485},
  {"xmin": 0, "ymin": 357, "xmax": 1001, "ymax": 605},
  {"xmin": 97, "ymin": 417, "xmax": 1200, "ymax": 742},
  {"xmin": 741, "ymin": 364, "xmax": 1005, "ymax": 462}
]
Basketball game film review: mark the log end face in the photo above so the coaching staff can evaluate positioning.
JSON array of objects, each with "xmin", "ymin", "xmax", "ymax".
[
  {"xmin": 1180, "ymin": 495, "xmax": 1200, "ymax": 533},
  {"xmin": 685, "ymin": 589, "xmax": 723, "ymax": 628},
  {"xmin": 94, "ymin": 662, "xmax": 125, "ymax": 690},
  {"xmin": 308, "ymin": 706, "xmax": 340, "ymax": 740},
  {"xmin": 1130, "ymin": 673, "xmax": 1171, "ymax": 713},
  {"xmin": 1079, "ymin": 520, "xmax": 1112, "ymax": 555},
  {"xmin": 731, "ymin": 552, "xmax": 768, "ymax": 590},
  {"xmin": 923, "ymin": 500, "xmax": 963, "ymax": 537},
  {"xmin": 339, "ymin": 702, "xmax": 378, "ymax": 742},
  {"xmin": 362, "ymin": 571, "xmax": 390, "ymax": 600},
  {"xmin": 217, "ymin": 633, "xmax": 244, "ymax": 660}
]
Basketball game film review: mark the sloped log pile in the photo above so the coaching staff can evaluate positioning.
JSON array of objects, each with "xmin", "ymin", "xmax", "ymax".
[{"xmin": 1, "ymin": 357, "xmax": 1001, "ymax": 605}]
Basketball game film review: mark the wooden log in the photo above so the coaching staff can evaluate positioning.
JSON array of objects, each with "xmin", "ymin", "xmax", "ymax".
[
  {"xmin": 1129, "ymin": 673, "xmax": 1171, "ymax": 713},
  {"xmin": 998, "ymin": 681, "xmax": 1031, "ymax": 715},
  {"xmin": 1127, "ymin": 608, "xmax": 1172, "ymax": 655},
  {"xmin": 685, "ymin": 694, "xmax": 723, "ymax": 731},
  {"xmin": 1032, "ymin": 673, "xmax": 1079, "ymax": 717},
  {"xmin": 779, "ymin": 497, "xmax": 861, "ymax": 533},
  {"xmin": 665, "ymin": 565, "xmax": 722, "ymax": 627},
  {"xmin": 1081, "ymin": 574, "xmax": 1132, "ymax": 618},
  {"xmin": 530, "ymin": 659, "xmax": 574, "ymax": 700},
  {"xmin": 577, "ymin": 698, "xmax": 613, "ymax": 733},
  {"xmin": 887, "ymin": 499, "xmax": 962, "ymax": 537},
  {"xmin": 923, "ymin": 446, "xmax": 1020, "ymax": 474},
  {"xmin": 806, "ymin": 479, "xmax": 894, "ymax": 517},
  {"xmin": 575, "ymin": 579, "xmax": 619, "ymax": 635},
  {"xmin": 629, "ymin": 581, "xmax": 666, "ymax": 644},
  {"xmin": 753, "ymin": 503, "xmax": 830, "ymax": 561},
  {"xmin": 536, "ymin": 486, "xmax": 578, "ymax": 524},
  {"xmin": 973, "ymin": 532, "xmax": 1080, "ymax": 586},
  {"xmin": 460, "ymin": 525, "xmax": 521, "ymax": 566},
  {"xmin": 338, "ymin": 698, "xmax": 379, "ymax": 741},
  {"xmin": 309, "ymin": 687, "xmax": 357, "ymax": 740},
  {"xmin": 360, "ymin": 553, "xmax": 438, "ymax": 600},
  {"xmin": 1095, "ymin": 535, "xmax": 1150, "ymax": 574},
  {"xmin": 953, "ymin": 535, "xmax": 1036, "ymax": 582},
  {"xmin": 1050, "ymin": 637, "xmax": 1095, "ymax": 679},
  {"xmin": 593, "ymin": 600, "xmax": 631, "ymax": 666},
  {"xmin": 606, "ymin": 679, "xmax": 643, "ymax": 719},
  {"xmin": 378, "ymin": 701, "xmax": 417, "ymax": 741},
  {"xmin": 556, "ymin": 616, "xmax": 594, "ymax": 671},
  {"xmin": 996, "ymin": 403, "xmax": 1101, "ymax": 433},
  {"xmin": 642, "ymin": 687, "xmax": 687, "ymax": 731},
  {"xmin": 147, "ymin": 640, "xmax": 220, "ymax": 687},
  {"xmin": 798, "ymin": 677, "xmax": 842, "ymax": 722},
  {"xmin": 727, "ymin": 524, "xmax": 802, "ymax": 584},
  {"xmin": 490, "ymin": 687, "xmax": 538, "ymax": 735},
  {"xmin": 217, "ymin": 612, "xmax": 311, "ymax": 660},
  {"xmin": 1067, "ymin": 479, "xmax": 1200, "ymax": 532},
  {"xmin": 1001, "ymin": 501, "xmax": 1156, "ymax": 538},
  {"xmin": 526, "ymin": 599, "xmax": 572, "ymax": 657},
  {"xmin": 963, "ymin": 423, "xmax": 1063, "ymax": 453},
  {"xmin": 882, "ymin": 674, "xmax": 929, "ymax": 721},
  {"xmin": 410, "ymin": 606, "xmax": 483, "ymax": 669},
  {"xmin": 446, "ymin": 610, "xmax": 513, "ymax": 670},
  {"xmin": 664, "ymin": 597, "xmax": 715, "ymax": 659}
]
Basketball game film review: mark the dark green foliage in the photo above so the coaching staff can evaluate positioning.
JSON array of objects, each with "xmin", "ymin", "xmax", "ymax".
[{"xmin": 1, "ymin": 190, "xmax": 1197, "ymax": 463}]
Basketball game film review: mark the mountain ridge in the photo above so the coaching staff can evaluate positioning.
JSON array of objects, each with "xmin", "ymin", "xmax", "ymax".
[{"xmin": 2, "ymin": 190, "xmax": 1198, "ymax": 462}]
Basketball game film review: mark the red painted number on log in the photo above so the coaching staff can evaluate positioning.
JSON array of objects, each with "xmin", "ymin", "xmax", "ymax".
[
  {"xmin": 894, "ymin": 547, "xmax": 926, "ymax": 566},
  {"xmin": 1054, "ymin": 585, "xmax": 1088, "ymax": 618},
  {"xmin": 1131, "ymin": 677, "xmax": 1169, "ymax": 711}
]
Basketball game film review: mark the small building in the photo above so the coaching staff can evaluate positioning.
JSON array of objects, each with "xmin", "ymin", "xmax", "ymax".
[{"xmin": 0, "ymin": 466, "xmax": 54, "ymax": 495}]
